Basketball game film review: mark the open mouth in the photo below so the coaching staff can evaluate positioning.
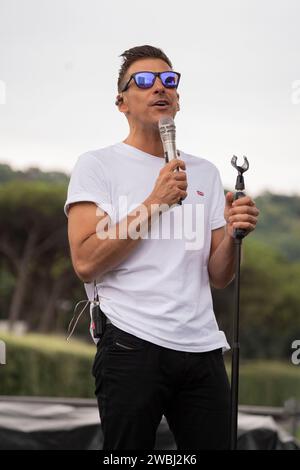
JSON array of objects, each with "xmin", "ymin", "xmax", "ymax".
[{"xmin": 152, "ymin": 100, "xmax": 170, "ymax": 107}]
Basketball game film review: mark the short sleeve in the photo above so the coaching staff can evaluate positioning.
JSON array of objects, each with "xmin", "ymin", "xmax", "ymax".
[
  {"xmin": 64, "ymin": 152, "xmax": 114, "ymax": 221},
  {"xmin": 211, "ymin": 169, "xmax": 226, "ymax": 230}
]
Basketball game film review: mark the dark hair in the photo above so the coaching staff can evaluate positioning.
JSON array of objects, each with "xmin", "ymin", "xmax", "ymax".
[{"xmin": 117, "ymin": 45, "xmax": 173, "ymax": 92}]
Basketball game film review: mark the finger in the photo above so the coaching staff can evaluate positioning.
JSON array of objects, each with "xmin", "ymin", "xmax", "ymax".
[
  {"xmin": 179, "ymin": 189, "xmax": 187, "ymax": 200},
  {"xmin": 225, "ymin": 191, "xmax": 234, "ymax": 206},
  {"xmin": 229, "ymin": 206, "xmax": 259, "ymax": 216},
  {"xmin": 232, "ymin": 221, "xmax": 255, "ymax": 231},
  {"xmin": 161, "ymin": 160, "xmax": 177, "ymax": 174},
  {"xmin": 232, "ymin": 196, "xmax": 255, "ymax": 207},
  {"xmin": 167, "ymin": 159, "xmax": 186, "ymax": 171},
  {"xmin": 229, "ymin": 214, "xmax": 257, "ymax": 224},
  {"xmin": 173, "ymin": 172, "xmax": 187, "ymax": 181}
]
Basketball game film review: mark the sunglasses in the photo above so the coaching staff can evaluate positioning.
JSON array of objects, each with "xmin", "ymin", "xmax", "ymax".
[{"xmin": 121, "ymin": 71, "xmax": 181, "ymax": 92}]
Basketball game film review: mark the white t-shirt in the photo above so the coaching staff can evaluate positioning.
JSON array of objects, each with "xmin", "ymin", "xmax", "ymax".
[{"xmin": 64, "ymin": 142, "xmax": 230, "ymax": 352}]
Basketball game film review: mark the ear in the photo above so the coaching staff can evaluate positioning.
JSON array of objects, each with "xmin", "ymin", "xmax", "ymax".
[
  {"xmin": 115, "ymin": 94, "xmax": 123, "ymax": 106},
  {"xmin": 115, "ymin": 93, "xmax": 129, "ymax": 113},
  {"xmin": 176, "ymin": 92, "xmax": 180, "ymax": 111}
]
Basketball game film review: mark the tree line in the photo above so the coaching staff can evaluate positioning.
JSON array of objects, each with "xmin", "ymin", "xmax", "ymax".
[{"xmin": 0, "ymin": 163, "xmax": 299, "ymax": 358}]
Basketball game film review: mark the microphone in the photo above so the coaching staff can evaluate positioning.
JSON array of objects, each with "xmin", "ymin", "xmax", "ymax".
[
  {"xmin": 158, "ymin": 116, "xmax": 177, "ymax": 163},
  {"xmin": 158, "ymin": 116, "xmax": 182, "ymax": 205}
]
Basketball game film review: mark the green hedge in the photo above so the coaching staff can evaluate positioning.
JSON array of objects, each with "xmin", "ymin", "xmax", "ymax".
[
  {"xmin": 0, "ymin": 333, "xmax": 96, "ymax": 398},
  {"xmin": 1, "ymin": 333, "xmax": 299, "ymax": 406},
  {"xmin": 227, "ymin": 360, "xmax": 300, "ymax": 407}
]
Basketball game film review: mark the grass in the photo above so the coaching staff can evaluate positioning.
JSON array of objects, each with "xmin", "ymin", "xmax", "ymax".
[{"xmin": 1, "ymin": 332, "xmax": 299, "ymax": 406}]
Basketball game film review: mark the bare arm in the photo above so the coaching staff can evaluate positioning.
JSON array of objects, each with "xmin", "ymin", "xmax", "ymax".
[
  {"xmin": 208, "ymin": 226, "xmax": 237, "ymax": 289},
  {"xmin": 68, "ymin": 197, "xmax": 160, "ymax": 282},
  {"xmin": 68, "ymin": 158, "xmax": 187, "ymax": 283}
]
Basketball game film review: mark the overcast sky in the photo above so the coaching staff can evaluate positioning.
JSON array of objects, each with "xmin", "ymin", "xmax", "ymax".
[{"xmin": 0, "ymin": 0, "xmax": 299, "ymax": 196}]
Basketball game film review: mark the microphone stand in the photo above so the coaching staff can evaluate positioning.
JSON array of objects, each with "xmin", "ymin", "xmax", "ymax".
[{"xmin": 230, "ymin": 155, "xmax": 249, "ymax": 450}]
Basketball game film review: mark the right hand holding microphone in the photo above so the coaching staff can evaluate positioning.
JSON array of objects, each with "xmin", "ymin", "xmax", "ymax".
[{"xmin": 149, "ymin": 159, "xmax": 187, "ymax": 208}]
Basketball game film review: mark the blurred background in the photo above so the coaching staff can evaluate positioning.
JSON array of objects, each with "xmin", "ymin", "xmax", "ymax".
[{"xmin": 0, "ymin": 0, "xmax": 299, "ymax": 450}]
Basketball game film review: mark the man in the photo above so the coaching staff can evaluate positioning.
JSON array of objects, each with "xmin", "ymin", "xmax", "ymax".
[{"xmin": 64, "ymin": 45, "xmax": 259, "ymax": 450}]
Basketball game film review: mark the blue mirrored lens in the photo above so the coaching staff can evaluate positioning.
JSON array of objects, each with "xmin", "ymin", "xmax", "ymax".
[
  {"xmin": 135, "ymin": 72, "xmax": 155, "ymax": 88},
  {"xmin": 161, "ymin": 72, "xmax": 179, "ymax": 87}
]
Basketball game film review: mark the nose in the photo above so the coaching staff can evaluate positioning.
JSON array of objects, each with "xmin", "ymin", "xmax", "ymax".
[{"xmin": 152, "ymin": 75, "xmax": 166, "ymax": 93}]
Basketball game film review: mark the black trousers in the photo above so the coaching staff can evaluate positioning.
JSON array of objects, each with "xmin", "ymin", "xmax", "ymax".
[{"xmin": 92, "ymin": 323, "xmax": 230, "ymax": 450}]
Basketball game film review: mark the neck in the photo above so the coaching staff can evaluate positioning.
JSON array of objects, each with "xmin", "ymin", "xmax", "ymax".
[{"xmin": 123, "ymin": 124, "xmax": 164, "ymax": 158}]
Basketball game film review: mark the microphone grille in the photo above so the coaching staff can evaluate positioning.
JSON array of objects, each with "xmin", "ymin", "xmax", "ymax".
[
  {"xmin": 158, "ymin": 116, "xmax": 176, "ymax": 143},
  {"xmin": 159, "ymin": 116, "xmax": 174, "ymax": 127}
]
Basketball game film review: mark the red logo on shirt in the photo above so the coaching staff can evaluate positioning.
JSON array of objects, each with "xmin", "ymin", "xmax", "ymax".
[{"xmin": 196, "ymin": 191, "xmax": 205, "ymax": 196}]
